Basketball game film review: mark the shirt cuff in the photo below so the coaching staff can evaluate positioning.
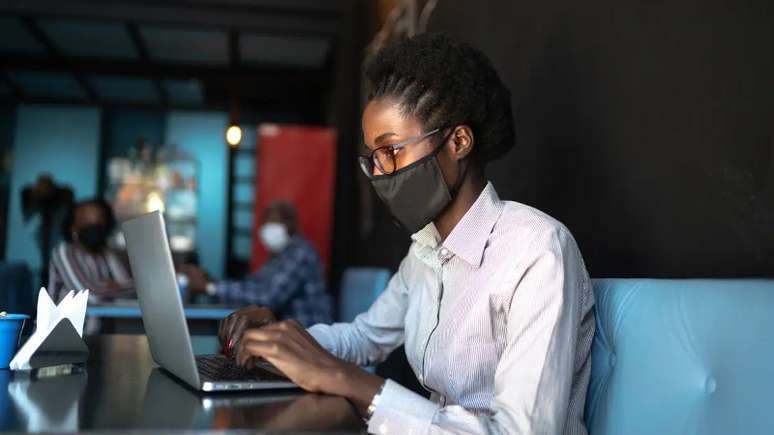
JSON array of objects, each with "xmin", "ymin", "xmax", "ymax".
[
  {"xmin": 306, "ymin": 323, "xmax": 337, "ymax": 355},
  {"xmin": 367, "ymin": 379, "xmax": 439, "ymax": 435}
]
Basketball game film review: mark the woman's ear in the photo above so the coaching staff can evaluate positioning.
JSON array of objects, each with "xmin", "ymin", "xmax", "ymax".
[{"xmin": 448, "ymin": 125, "xmax": 475, "ymax": 161}]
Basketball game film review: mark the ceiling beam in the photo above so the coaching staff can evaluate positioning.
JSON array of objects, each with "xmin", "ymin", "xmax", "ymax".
[
  {"xmin": 0, "ymin": 0, "xmax": 339, "ymax": 37},
  {"xmin": 19, "ymin": 16, "xmax": 99, "ymax": 101},
  {"xmin": 0, "ymin": 94, "xmax": 210, "ymax": 111},
  {"xmin": 126, "ymin": 22, "xmax": 168, "ymax": 105},
  {"xmin": 0, "ymin": 53, "xmax": 326, "ymax": 88},
  {"xmin": 0, "ymin": 92, "xmax": 322, "ymax": 115},
  {"xmin": 155, "ymin": 0, "xmax": 340, "ymax": 15}
]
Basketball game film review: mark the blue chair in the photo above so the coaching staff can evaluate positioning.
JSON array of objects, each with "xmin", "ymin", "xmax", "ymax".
[
  {"xmin": 0, "ymin": 262, "xmax": 35, "ymax": 316},
  {"xmin": 338, "ymin": 267, "xmax": 391, "ymax": 323},
  {"xmin": 586, "ymin": 278, "xmax": 774, "ymax": 435}
]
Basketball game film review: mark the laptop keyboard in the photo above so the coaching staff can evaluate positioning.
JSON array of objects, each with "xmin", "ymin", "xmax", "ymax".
[{"xmin": 195, "ymin": 354, "xmax": 288, "ymax": 383}]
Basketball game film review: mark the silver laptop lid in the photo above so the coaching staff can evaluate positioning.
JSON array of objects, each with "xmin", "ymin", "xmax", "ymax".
[{"xmin": 122, "ymin": 211, "xmax": 201, "ymax": 388}]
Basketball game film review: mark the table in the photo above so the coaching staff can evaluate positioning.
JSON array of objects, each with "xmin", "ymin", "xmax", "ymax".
[
  {"xmin": 86, "ymin": 303, "xmax": 238, "ymax": 334},
  {"xmin": 87, "ymin": 304, "xmax": 235, "ymax": 320},
  {"xmin": 0, "ymin": 335, "xmax": 364, "ymax": 434}
]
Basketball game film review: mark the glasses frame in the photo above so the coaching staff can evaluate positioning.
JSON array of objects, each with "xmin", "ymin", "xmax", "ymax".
[{"xmin": 359, "ymin": 127, "xmax": 442, "ymax": 178}]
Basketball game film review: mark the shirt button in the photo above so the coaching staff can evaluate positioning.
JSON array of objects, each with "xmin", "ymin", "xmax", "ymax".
[{"xmin": 440, "ymin": 248, "xmax": 448, "ymax": 256}]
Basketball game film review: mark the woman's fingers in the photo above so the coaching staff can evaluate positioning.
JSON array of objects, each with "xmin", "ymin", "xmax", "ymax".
[
  {"xmin": 251, "ymin": 307, "xmax": 277, "ymax": 329},
  {"xmin": 229, "ymin": 315, "xmax": 249, "ymax": 345},
  {"xmin": 218, "ymin": 314, "xmax": 234, "ymax": 348},
  {"xmin": 235, "ymin": 324, "xmax": 311, "ymax": 366},
  {"xmin": 229, "ymin": 320, "xmax": 345, "ymax": 394},
  {"xmin": 236, "ymin": 344, "xmax": 274, "ymax": 369},
  {"xmin": 232, "ymin": 319, "xmax": 314, "ymax": 365},
  {"xmin": 241, "ymin": 328, "xmax": 286, "ymax": 348},
  {"xmin": 278, "ymin": 320, "xmax": 325, "ymax": 351},
  {"xmin": 236, "ymin": 328, "xmax": 283, "ymax": 365},
  {"xmin": 245, "ymin": 339, "xmax": 284, "ymax": 359},
  {"xmin": 219, "ymin": 306, "xmax": 279, "ymax": 354}
]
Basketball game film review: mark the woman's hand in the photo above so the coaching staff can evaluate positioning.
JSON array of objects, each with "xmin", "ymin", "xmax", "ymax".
[
  {"xmin": 236, "ymin": 319, "xmax": 384, "ymax": 416},
  {"xmin": 218, "ymin": 305, "xmax": 276, "ymax": 351},
  {"xmin": 235, "ymin": 319, "xmax": 343, "ymax": 392}
]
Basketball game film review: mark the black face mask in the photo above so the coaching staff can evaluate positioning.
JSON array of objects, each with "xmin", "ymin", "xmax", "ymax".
[
  {"xmin": 370, "ymin": 139, "xmax": 467, "ymax": 233},
  {"xmin": 77, "ymin": 224, "xmax": 110, "ymax": 253}
]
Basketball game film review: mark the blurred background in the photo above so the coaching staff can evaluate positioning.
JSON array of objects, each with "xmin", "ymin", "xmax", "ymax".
[{"xmin": 0, "ymin": 0, "xmax": 772, "ymax": 307}]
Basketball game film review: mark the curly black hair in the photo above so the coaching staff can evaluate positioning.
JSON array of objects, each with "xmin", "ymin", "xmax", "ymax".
[
  {"xmin": 60, "ymin": 197, "xmax": 117, "ymax": 242},
  {"xmin": 366, "ymin": 33, "xmax": 515, "ymax": 163}
]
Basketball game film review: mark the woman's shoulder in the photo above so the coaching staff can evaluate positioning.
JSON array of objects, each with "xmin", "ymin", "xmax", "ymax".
[{"xmin": 494, "ymin": 200, "xmax": 576, "ymax": 250}]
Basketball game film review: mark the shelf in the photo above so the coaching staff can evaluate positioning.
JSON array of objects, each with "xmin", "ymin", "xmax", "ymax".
[
  {"xmin": 233, "ymin": 176, "xmax": 255, "ymax": 184},
  {"xmin": 231, "ymin": 201, "xmax": 254, "ymax": 211}
]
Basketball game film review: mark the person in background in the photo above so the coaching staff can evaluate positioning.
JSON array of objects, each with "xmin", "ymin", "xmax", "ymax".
[
  {"xmin": 186, "ymin": 200, "xmax": 332, "ymax": 328},
  {"xmin": 49, "ymin": 198, "xmax": 133, "ymax": 301}
]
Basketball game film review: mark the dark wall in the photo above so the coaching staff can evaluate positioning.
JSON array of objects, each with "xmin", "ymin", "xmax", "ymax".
[
  {"xmin": 0, "ymin": 104, "xmax": 16, "ymax": 259},
  {"xmin": 383, "ymin": 0, "xmax": 774, "ymax": 278},
  {"xmin": 330, "ymin": 0, "xmax": 369, "ymax": 290},
  {"xmin": 102, "ymin": 109, "xmax": 166, "ymax": 160}
]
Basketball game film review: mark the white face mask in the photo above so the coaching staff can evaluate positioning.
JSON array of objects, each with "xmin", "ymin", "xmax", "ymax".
[{"xmin": 259, "ymin": 223, "xmax": 290, "ymax": 252}]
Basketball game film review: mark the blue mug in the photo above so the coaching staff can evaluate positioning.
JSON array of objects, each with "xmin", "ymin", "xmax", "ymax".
[{"xmin": 0, "ymin": 314, "xmax": 29, "ymax": 369}]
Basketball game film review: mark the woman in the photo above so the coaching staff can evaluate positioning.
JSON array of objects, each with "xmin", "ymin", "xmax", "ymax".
[
  {"xmin": 49, "ymin": 198, "xmax": 133, "ymax": 301},
  {"xmin": 220, "ymin": 33, "xmax": 595, "ymax": 434}
]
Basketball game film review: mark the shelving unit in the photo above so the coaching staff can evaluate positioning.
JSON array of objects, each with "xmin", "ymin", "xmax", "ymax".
[
  {"xmin": 105, "ymin": 144, "xmax": 198, "ymax": 255},
  {"xmin": 224, "ymin": 141, "xmax": 257, "ymax": 279}
]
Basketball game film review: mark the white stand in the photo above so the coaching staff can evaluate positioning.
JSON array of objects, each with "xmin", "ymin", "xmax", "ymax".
[{"xmin": 10, "ymin": 289, "xmax": 89, "ymax": 370}]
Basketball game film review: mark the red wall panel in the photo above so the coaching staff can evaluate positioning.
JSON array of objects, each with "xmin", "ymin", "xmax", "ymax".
[{"xmin": 251, "ymin": 124, "xmax": 336, "ymax": 276}]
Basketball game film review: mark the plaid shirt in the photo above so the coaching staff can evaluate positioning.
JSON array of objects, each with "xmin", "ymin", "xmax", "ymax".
[{"xmin": 216, "ymin": 235, "xmax": 332, "ymax": 327}]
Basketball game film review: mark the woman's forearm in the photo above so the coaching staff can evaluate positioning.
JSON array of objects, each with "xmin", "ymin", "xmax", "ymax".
[{"xmin": 329, "ymin": 363, "xmax": 385, "ymax": 417}]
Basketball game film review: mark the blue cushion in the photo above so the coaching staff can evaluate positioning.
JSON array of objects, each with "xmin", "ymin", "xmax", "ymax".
[
  {"xmin": 586, "ymin": 278, "xmax": 774, "ymax": 435},
  {"xmin": 338, "ymin": 267, "xmax": 391, "ymax": 323}
]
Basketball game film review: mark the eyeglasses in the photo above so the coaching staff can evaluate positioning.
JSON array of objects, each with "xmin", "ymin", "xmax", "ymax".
[{"xmin": 358, "ymin": 128, "xmax": 442, "ymax": 178}]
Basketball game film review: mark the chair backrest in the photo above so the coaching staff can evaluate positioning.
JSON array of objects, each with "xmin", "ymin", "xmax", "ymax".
[
  {"xmin": 338, "ymin": 267, "xmax": 391, "ymax": 323},
  {"xmin": 0, "ymin": 261, "xmax": 35, "ymax": 315},
  {"xmin": 586, "ymin": 278, "xmax": 774, "ymax": 435}
]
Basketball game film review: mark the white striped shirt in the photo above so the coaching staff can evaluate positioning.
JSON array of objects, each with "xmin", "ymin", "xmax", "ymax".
[
  {"xmin": 49, "ymin": 241, "xmax": 133, "ymax": 302},
  {"xmin": 309, "ymin": 182, "xmax": 595, "ymax": 434}
]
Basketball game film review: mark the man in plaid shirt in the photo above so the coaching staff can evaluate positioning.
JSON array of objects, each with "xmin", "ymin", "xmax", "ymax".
[{"xmin": 188, "ymin": 201, "xmax": 332, "ymax": 327}]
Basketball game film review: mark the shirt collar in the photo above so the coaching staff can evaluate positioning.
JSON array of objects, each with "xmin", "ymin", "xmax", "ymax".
[{"xmin": 411, "ymin": 182, "xmax": 504, "ymax": 268}]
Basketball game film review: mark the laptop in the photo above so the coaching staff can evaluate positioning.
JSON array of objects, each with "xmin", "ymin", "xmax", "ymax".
[{"xmin": 122, "ymin": 211, "xmax": 297, "ymax": 392}]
